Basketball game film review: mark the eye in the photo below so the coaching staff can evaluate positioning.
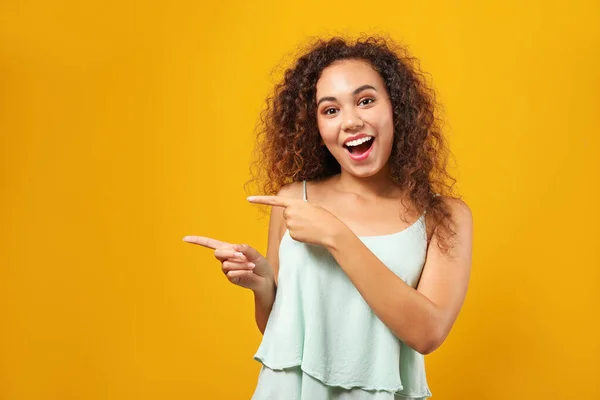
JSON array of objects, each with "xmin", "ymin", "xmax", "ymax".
[
  {"xmin": 323, "ymin": 107, "xmax": 338, "ymax": 115},
  {"xmin": 359, "ymin": 98, "xmax": 375, "ymax": 106}
]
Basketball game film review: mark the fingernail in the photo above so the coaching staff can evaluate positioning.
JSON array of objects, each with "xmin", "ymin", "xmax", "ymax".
[
  {"xmin": 248, "ymin": 262, "xmax": 256, "ymax": 269},
  {"xmin": 234, "ymin": 252, "xmax": 244, "ymax": 258}
]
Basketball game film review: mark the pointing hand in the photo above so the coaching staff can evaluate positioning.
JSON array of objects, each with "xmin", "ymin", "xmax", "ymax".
[{"xmin": 182, "ymin": 236, "xmax": 274, "ymax": 292}]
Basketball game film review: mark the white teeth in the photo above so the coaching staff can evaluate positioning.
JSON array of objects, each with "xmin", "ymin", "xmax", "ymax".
[{"xmin": 345, "ymin": 136, "xmax": 373, "ymax": 147}]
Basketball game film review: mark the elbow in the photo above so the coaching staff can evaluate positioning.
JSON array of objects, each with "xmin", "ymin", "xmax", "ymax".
[
  {"xmin": 414, "ymin": 336, "xmax": 441, "ymax": 355},
  {"xmin": 410, "ymin": 325, "xmax": 446, "ymax": 355}
]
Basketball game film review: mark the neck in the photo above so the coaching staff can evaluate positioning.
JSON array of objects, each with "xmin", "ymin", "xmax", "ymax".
[{"xmin": 334, "ymin": 165, "xmax": 402, "ymax": 200}]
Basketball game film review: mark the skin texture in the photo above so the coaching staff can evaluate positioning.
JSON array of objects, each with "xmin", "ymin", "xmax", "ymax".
[{"xmin": 184, "ymin": 40, "xmax": 473, "ymax": 355}]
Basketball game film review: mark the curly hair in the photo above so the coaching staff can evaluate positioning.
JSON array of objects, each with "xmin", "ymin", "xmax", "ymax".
[{"xmin": 246, "ymin": 35, "xmax": 459, "ymax": 252}]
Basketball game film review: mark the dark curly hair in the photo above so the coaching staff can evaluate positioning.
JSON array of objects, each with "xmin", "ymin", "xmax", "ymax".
[{"xmin": 246, "ymin": 35, "xmax": 459, "ymax": 252}]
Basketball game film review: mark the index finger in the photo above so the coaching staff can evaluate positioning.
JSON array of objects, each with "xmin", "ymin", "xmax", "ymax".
[
  {"xmin": 182, "ymin": 236, "xmax": 232, "ymax": 249},
  {"xmin": 247, "ymin": 195, "xmax": 300, "ymax": 208}
]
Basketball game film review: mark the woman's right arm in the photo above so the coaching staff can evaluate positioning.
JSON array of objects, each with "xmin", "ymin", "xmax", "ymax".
[
  {"xmin": 253, "ymin": 185, "xmax": 290, "ymax": 333},
  {"xmin": 253, "ymin": 182, "xmax": 300, "ymax": 333}
]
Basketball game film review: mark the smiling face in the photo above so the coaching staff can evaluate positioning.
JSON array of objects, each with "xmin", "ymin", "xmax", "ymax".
[{"xmin": 315, "ymin": 58, "xmax": 395, "ymax": 178}]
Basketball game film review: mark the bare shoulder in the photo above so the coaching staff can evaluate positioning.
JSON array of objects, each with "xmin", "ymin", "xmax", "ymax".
[
  {"xmin": 424, "ymin": 196, "xmax": 472, "ymax": 240},
  {"xmin": 440, "ymin": 196, "xmax": 473, "ymax": 224},
  {"xmin": 276, "ymin": 181, "xmax": 304, "ymax": 199},
  {"xmin": 431, "ymin": 196, "xmax": 473, "ymax": 257}
]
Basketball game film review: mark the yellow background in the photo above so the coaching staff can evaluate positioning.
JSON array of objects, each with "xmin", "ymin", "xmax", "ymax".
[{"xmin": 1, "ymin": 0, "xmax": 599, "ymax": 398}]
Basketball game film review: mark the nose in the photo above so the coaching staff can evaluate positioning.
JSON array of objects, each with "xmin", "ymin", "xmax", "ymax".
[{"xmin": 341, "ymin": 109, "xmax": 364, "ymax": 131}]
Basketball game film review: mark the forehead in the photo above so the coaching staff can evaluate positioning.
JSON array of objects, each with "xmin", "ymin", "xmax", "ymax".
[{"xmin": 316, "ymin": 59, "xmax": 384, "ymax": 96}]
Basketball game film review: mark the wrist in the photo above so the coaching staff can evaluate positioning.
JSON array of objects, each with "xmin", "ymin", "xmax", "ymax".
[
  {"xmin": 324, "ymin": 221, "xmax": 350, "ymax": 251},
  {"xmin": 253, "ymin": 278, "xmax": 276, "ymax": 303}
]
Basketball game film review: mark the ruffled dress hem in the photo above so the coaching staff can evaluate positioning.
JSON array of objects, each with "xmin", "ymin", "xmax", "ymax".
[{"xmin": 254, "ymin": 357, "xmax": 432, "ymax": 398}]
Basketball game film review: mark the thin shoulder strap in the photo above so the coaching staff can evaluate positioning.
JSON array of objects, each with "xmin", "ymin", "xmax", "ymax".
[{"xmin": 302, "ymin": 180, "xmax": 308, "ymax": 202}]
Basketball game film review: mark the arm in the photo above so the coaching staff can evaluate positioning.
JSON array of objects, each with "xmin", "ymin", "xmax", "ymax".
[
  {"xmin": 252, "ymin": 202, "xmax": 280, "ymax": 333},
  {"xmin": 325, "ymin": 198, "xmax": 473, "ymax": 354},
  {"xmin": 253, "ymin": 283, "xmax": 275, "ymax": 334},
  {"xmin": 253, "ymin": 183, "xmax": 299, "ymax": 333}
]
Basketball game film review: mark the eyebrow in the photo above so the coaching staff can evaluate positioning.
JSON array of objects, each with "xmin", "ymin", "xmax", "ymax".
[{"xmin": 316, "ymin": 84, "xmax": 378, "ymax": 106}]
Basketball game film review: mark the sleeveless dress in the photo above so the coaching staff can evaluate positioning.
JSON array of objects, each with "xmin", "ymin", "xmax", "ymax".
[{"xmin": 252, "ymin": 180, "xmax": 432, "ymax": 400}]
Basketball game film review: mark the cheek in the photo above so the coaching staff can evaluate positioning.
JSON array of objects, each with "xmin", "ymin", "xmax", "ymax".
[
  {"xmin": 317, "ymin": 119, "xmax": 338, "ymax": 144},
  {"xmin": 372, "ymin": 106, "xmax": 394, "ymax": 136},
  {"xmin": 377, "ymin": 103, "xmax": 394, "ymax": 123}
]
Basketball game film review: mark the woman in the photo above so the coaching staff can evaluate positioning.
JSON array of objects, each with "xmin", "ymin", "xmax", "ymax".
[{"xmin": 184, "ymin": 35, "xmax": 473, "ymax": 399}]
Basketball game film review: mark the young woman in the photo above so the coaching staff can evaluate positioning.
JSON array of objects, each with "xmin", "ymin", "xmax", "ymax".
[{"xmin": 184, "ymin": 36, "xmax": 473, "ymax": 399}]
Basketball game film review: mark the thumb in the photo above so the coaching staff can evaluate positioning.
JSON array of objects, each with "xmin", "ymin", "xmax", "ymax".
[
  {"xmin": 234, "ymin": 243, "xmax": 273, "ymax": 281},
  {"xmin": 234, "ymin": 243, "xmax": 263, "ymax": 263}
]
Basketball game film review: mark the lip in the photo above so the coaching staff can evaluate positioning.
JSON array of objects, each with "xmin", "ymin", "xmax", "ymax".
[
  {"xmin": 345, "ymin": 137, "xmax": 375, "ymax": 161},
  {"xmin": 343, "ymin": 133, "xmax": 373, "ymax": 145}
]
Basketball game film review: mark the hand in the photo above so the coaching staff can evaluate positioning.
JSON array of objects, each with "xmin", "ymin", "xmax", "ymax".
[
  {"xmin": 182, "ymin": 236, "xmax": 274, "ymax": 293},
  {"xmin": 247, "ymin": 195, "xmax": 346, "ymax": 248}
]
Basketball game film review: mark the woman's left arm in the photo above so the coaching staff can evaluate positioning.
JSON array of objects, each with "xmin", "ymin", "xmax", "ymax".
[{"xmin": 326, "ymin": 198, "xmax": 473, "ymax": 355}]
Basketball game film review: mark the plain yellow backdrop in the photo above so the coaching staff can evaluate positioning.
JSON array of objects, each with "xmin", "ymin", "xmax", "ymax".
[{"xmin": 1, "ymin": 0, "xmax": 599, "ymax": 399}]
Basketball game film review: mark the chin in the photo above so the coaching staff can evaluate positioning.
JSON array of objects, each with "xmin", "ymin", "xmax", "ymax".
[{"xmin": 339, "ymin": 162, "xmax": 385, "ymax": 178}]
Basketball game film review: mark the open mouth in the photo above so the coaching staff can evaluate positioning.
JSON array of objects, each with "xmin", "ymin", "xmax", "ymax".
[{"xmin": 344, "ymin": 136, "xmax": 375, "ymax": 159}]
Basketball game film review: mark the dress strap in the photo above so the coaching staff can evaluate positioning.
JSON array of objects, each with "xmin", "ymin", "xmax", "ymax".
[{"xmin": 302, "ymin": 180, "xmax": 308, "ymax": 202}]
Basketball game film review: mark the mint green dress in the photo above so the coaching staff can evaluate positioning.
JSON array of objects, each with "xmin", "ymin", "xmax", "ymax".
[{"xmin": 252, "ymin": 180, "xmax": 432, "ymax": 399}]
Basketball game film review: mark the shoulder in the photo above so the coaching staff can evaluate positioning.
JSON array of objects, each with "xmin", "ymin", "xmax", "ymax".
[
  {"xmin": 276, "ymin": 181, "xmax": 304, "ymax": 199},
  {"xmin": 426, "ymin": 196, "xmax": 472, "ymax": 243},
  {"xmin": 440, "ymin": 196, "xmax": 472, "ymax": 224},
  {"xmin": 421, "ymin": 197, "xmax": 473, "ymax": 271},
  {"xmin": 434, "ymin": 196, "xmax": 473, "ymax": 251}
]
